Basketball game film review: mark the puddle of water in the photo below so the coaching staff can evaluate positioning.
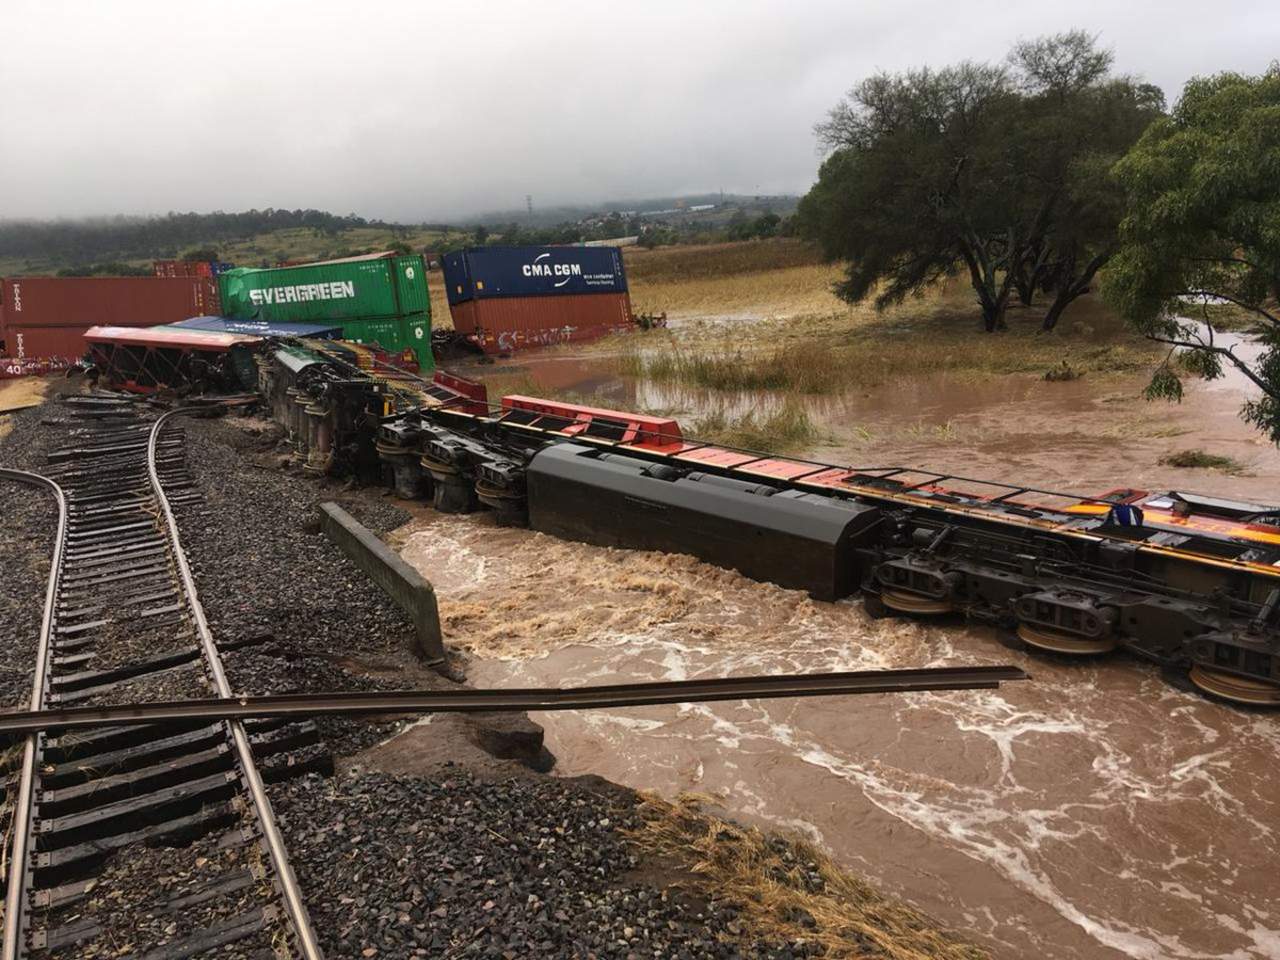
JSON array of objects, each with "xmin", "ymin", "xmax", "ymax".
[{"xmin": 454, "ymin": 325, "xmax": 1280, "ymax": 503}]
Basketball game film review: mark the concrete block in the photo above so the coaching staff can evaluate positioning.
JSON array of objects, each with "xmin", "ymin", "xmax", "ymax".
[{"xmin": 319, "ymin": 502, "xmax": 444, "ymax": 663}]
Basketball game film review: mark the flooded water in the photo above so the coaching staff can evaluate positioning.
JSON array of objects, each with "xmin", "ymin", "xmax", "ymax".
[
  {"xmin": 453, "ymin": 323, "xmax": 1280, "ymax": 505},
  {"xmin": 406, "ymin": 325, "xmax": 1280, "ymax": 959},
  {"xmin": 400, "ymin": 512, "xmax": 1280, "ymax": 960}
]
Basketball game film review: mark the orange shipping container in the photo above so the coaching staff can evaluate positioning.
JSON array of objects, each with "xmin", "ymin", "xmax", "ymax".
[{"xmin": 449, "ymin": 292, "xmax": 635, "ymax": 355}]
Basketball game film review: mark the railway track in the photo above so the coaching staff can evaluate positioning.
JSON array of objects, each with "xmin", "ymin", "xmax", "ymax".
[{"xmin": 0, "ymin": 397, "xmax": 323, "ymax": 959}]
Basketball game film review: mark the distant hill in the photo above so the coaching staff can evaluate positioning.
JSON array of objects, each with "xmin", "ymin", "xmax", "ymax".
[
  {"xmin": 473, "ymin": 193, "xmax": 800, "ymax": 229},
  {"xmin": 0, "ymin": 210, "xmax": 458, "ymax": 276},
  {"xmin": 0, "ymin": 194, "xmax": 803, "ymax": 276}
]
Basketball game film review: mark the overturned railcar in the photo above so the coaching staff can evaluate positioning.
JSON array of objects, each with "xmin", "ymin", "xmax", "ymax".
[{"xmin": 261, "ymin": 349, "xmax": 1280, "ymax": 707}]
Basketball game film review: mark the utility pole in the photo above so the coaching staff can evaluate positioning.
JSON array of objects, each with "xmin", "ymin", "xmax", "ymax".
[{"xmin": 526, "ymin": 195, "xmax": 534, "ymax": 221}]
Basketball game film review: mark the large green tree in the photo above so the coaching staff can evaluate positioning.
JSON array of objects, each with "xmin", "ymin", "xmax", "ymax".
[
  {"xmin": 1104, "ymin": 67, "xmax": 1280, "ymax": 441},
  {"xmin": 800, "ymin": 60, "xmax": 1017, "ymax": 331},
  {"xmin": 1007, "ymin": 34, "xmax": 1164, "ymax": 329},
  {"xmin": 800, "ymin": 31, "xmax": 1161, "ymax": 333}
]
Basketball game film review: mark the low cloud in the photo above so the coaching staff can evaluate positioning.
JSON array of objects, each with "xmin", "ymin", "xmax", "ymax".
[{"xmin": 3, "ymin": 0, "xmax": 1277, "ymax": 222}]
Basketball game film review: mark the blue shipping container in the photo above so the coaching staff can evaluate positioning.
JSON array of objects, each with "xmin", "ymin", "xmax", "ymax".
[
  {"xmin": 441, "ymin": 246, "xmax": 628, "ymax": 305},
  {"xmin": 172, "ymin": 316, "xmax": 342, "ymax": 338}
]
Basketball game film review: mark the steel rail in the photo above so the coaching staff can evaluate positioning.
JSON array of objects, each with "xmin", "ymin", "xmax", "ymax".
[
  {"xmin": 0, "ymin": 468, "xmax": 67, "ymax": 958},
  {"xmin": 146, "ymin": 410, "xmax": 324, "ymax": 960},
  {"xmin": 0, "ymin": 666, "xmax": 1027, "ymax": 735}
]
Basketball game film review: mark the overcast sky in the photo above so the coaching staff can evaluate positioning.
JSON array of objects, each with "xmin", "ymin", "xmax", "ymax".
[{"xmin": 3, "ymin": 0, "xmax": 1277, "ymax": 223}]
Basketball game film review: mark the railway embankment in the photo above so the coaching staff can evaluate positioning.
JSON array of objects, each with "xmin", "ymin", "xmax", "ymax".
[{"xmin": 0, "ymin": 393, "xmax": 988, "ymax": 958}]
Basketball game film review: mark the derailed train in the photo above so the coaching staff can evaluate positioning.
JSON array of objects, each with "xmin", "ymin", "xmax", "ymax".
[{"xmin": 251, "ymin": 337, "xmax": 1280, "ymax": 708}]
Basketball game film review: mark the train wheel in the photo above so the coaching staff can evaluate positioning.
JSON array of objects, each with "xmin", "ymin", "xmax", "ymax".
[
  {"xmin": 1189, "ymin": 665, "xmax": 1280, "ymax": 706},
  {"xmin": 862, "ymin": 591, "xmax": 890, "ymax": 619},
  {"xmin": 1016, "ymin": 623, "xmax": 1117, "ymax": 655},
  {"xmin": 881, "ymin": 589, "xmax": 952, "ymax": 615},
  {"xmin": 996, "ymin": 630, "xmax": 1027, "ymax": 652}
]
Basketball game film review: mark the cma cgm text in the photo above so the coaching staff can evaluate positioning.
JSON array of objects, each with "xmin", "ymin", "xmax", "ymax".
[{"xmin": 522, "ymin": 263, "xmax": 583, "ymax": 277}]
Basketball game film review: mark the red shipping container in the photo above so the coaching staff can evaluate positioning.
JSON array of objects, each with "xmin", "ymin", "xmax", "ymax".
[
  {"xmin": 449, "ymin": 292, "xmax": 635, "ymax": 355},
  {"xmin": 1, "ymin": 355, "xmax": 73, "ymax": 379},
  {"xmin": 1, "ymin": 276, "xmax": 219, "ymax": 329},
  {"xmin": 153, "ymin": 260, "xmax": 211, "ymax": 278},
  {"xmin": 4, "ymin": 324, "xmax": 93, "ymax": 360}
]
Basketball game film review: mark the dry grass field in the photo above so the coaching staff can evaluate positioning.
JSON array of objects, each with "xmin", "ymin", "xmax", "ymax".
[
  {"xmin": 624, "ymin": 240, "xmax": 851, "ymax": 318},
  {"xmin": 462, "ymin": 239, "xmax": 1162, "ymax": 453},
  {"xmin": 615, "ymin": 239, "xmax": 1158, "ymax": 393},
  {"xmin": 634, "ymin": 794, "xmax": 988, "ymax": 960}
]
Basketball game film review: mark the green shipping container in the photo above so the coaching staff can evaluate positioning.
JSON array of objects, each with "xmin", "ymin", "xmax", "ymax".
[{"xmin": 217, "ymin": 255, "xmax": 433, "ymax": 372}]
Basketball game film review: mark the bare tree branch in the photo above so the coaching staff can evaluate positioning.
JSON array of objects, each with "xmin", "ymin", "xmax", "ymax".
[
  {"xmin": 1177, "ymin": 289, "xmax": 1280, "ymax": 326},
  {"xmin": 1146, "ymin": 335, "xmax": 1277, "ymax": 397}
]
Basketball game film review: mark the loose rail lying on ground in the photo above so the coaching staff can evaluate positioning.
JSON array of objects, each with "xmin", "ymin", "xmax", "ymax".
[{"xmin": 0, "ymin": 666, "xmax": 1028, "ymax": 735}]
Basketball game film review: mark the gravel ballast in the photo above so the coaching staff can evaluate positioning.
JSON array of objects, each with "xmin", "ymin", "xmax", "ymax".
[
  {"xmin": 272, "ymin": 768, "xmax": 818, "ymax": 959},
  {"xmin": 0, "ymin": 478, "xmax": 54, "ymax": 709},
  {"xmin": 173, "ymin": 415, "xmax": 446, "ymax": 754},
  {"xmin": 176, "ymin": 416, "xmax": 420, "ymax": 665},
  {"xmin": 0, "ymin": 397, "xmax": 75, "ymax": 708}
]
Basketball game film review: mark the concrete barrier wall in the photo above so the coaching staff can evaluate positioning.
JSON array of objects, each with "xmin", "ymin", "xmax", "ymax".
[{"xmin": 318, "ymin": 502, "xmax": 444, "ymax": 663}]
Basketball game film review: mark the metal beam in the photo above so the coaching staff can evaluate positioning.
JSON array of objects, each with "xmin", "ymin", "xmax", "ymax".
[{"xmin": 0, "ymin": 666, "xmax": 1027, "ymax": 735}]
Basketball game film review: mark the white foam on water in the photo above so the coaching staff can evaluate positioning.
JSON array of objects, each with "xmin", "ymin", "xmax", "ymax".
[
  {"xmin": 403, "ymin": 522, "xmax": 491, "ymax": 586},
  {"xmin": 456, "ymin": 532, "xmax": 1280, "ymax": 960},
  {"xmin": 783, "ymin": 732, "xmax": 1225, "ymax": 960}
]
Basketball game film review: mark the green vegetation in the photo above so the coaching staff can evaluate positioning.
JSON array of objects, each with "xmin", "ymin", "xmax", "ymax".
[
  {"xmin": 1159, "ymin": 450, "xmax": 1246, "ymax": 473},
  {"xmin": 1179, "ymin": 301, "xmax": 1272, "ymax": 334},
  {"xmin": 690, "ymin": 401, "xmax": 820, "ymax": 452},
  {"xmin": 618, "ymin": 311, "xmax": 1154, "ymax": 394},
  {"xmin": 726, "ymin": 211, "xmax": 787, "ymax": 242},
  {"xmin": 54, "ymin": 261, "xmax": 151, "ymax": 277},
  {"xmin": 0, "ymin": 197, "xmax": 805, "ymax": 275},
  {"xmin": 1105, "ymin": 66, "xmax": 1280, "ymax": 443},
  {"xmin": 0, "ymin": 209, "xmax": 448, "ymax": 274},
  {"xmin": 625, "ymin": 238, "xmax": 822, "ymax": 284},
  {"xmin": 799, "ymin": 31, "xmax": 1162, "ymax": 333},
  {"xmin": 619, "ymin": 340, "xmax": 844, "ymax": 393}
]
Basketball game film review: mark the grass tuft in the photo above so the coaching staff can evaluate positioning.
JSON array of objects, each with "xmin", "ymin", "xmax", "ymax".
[
  {"xmin": 619, "ymin": 322, "xmax": 1153, "ymax": 395},
  {"xmin": 630, "ymin": 793, "xmax": 988, "ymax": 960},
  {"xmin": 691, "ymin": 400, "xmax": 820, "ymax": 452},
  {"xmin": 1159, "ymin": 449, "xmax": 1246, "ymax": 472},
  {"xmin": 624, "ymin": 340, "xmax": 845, "ymax": 393}
]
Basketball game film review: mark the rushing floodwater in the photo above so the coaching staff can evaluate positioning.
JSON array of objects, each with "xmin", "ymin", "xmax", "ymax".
[{"xmin": 403, "ymin": 333, "xmax": 1280, "ymax": 960}]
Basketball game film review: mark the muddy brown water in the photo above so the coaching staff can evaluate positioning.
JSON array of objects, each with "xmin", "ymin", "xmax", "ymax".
[{"xmin": 408, "ymin": 334, "xmax": 1280, "ymax": 960}]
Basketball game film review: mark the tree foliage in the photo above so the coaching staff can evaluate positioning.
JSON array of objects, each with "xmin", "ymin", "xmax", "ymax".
[
  {"xmin": 1104, "ymin": 66, "xmax": 1280, "ymax": 441},
  {"xmin": 799, "ymin": 31, "xmax": 1162, "ymax": 332}
]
